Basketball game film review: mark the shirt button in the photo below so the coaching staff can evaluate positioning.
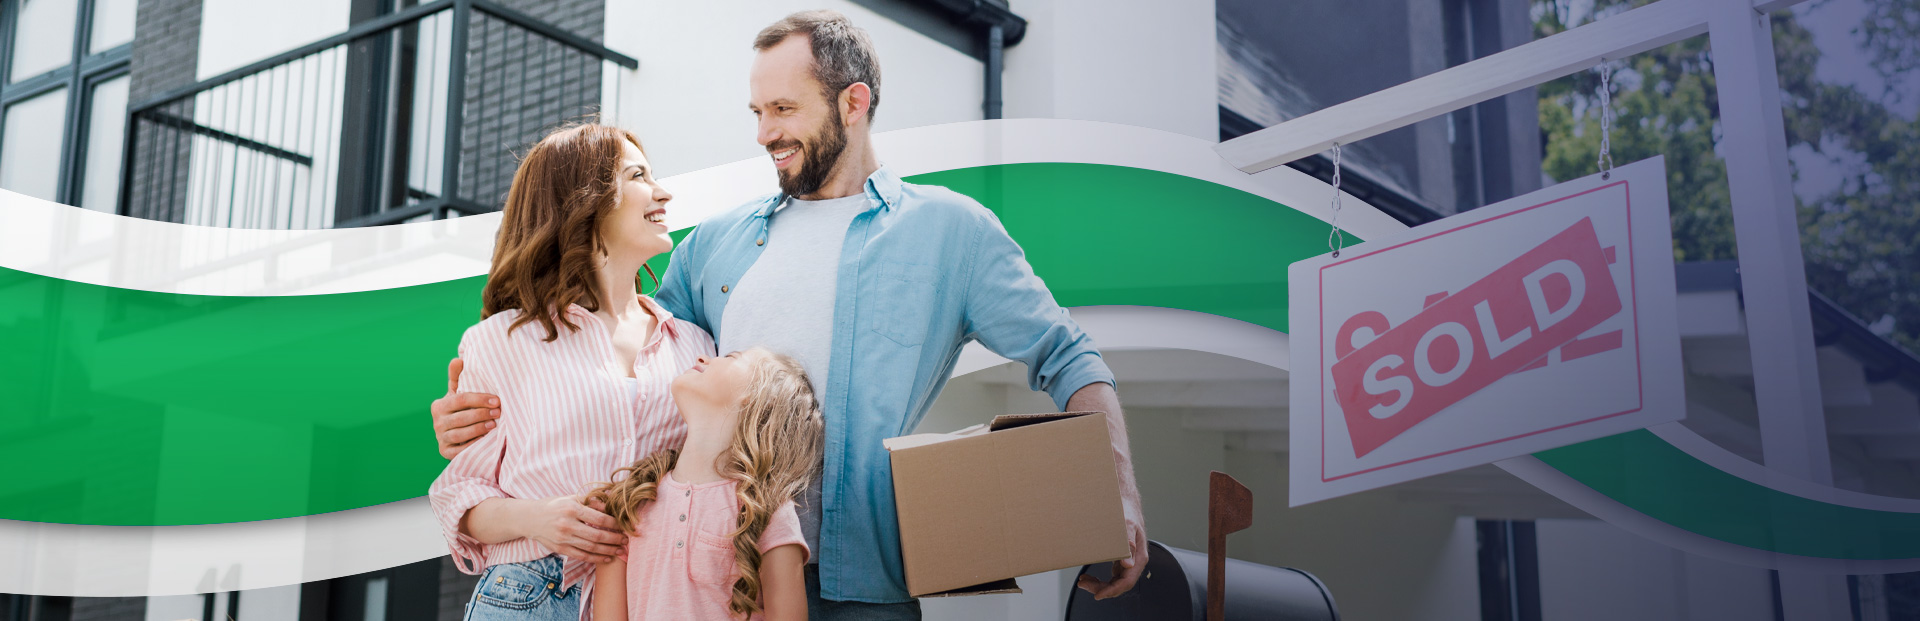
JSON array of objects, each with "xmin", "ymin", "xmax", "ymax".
[
  {"xmin": 685, "ymin": 490, "xmax": 691, "ymax": 497},
  {"xmin": 676, "ymin": 540, "xmax": 684, "ymax": 548},
  {"xmin": 495, "ymin": 577, "xmax": 504, "ymax": 584},
  {"xmin": 756, "ymin": 238, "xmax": 765, "ymax": 246},
  {"xmin": 721, "ymin": 285, "xmax": 730, "ymax": 293},
  {"xmin": 679, "ymin": 514, "xmax": 686, "ymax": 522}
]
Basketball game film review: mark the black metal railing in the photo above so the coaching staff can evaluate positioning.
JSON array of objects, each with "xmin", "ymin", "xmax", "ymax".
[{"xmin": 118, "ymin": 0, "xmax": 637, "ymax": 229}]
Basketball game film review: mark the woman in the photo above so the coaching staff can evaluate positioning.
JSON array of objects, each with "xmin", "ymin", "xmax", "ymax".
[{"xmin": 429, "ymin": 123, "xmax": 714, "ymax": 620}]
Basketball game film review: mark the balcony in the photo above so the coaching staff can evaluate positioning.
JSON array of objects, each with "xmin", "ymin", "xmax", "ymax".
[{"xmin": 117, "ymin": 0, "xmax": 636, "ymax": 229}]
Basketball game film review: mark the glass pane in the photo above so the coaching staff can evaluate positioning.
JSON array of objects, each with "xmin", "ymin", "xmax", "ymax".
[
  {"xmin": 363, "ymin": 576, "xmax": 388, "ymax": 621},
  {"xmin": 1216, "ymin": 0, "xmax": 1536, "ymax": 216},
  {"xmin": 88, "ymin": 0, "xmax": 135, "ymax": 54},
  {"xmin": 0, "ymin": 88, "xmax": 70, "ymax": 202},
  {"xmin": 9, "ymin": 0, "xmax": 79, "ymax": 82},
  {"xmin": 80, "ymin": 75, "xmax": 127, "ymax": 213}
]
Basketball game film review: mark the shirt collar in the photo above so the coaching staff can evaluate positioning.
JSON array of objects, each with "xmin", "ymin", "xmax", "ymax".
[
  {"xmin": 753, "ymin": 164, "xmax": 903, "ymax": 219},
  {"xmin": 635, "ymin": 293, "xmax": 675, "ymax": 326},
  {"xmin": 663, "ymin": 470, "xmax": 737, "ymax": 491},
  {"xmin": 562, "ymin": 293, "xmax": 678, "ymax": 346}
]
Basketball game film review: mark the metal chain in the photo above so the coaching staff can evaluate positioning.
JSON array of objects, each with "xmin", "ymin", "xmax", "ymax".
[
  {"xmin": 1597, "ymin": 60, "xmax": 1615, "ymax": 179},
  {"xmin": 1328, "ymin": 142, "xmax": 1345, "ymax": 258}
]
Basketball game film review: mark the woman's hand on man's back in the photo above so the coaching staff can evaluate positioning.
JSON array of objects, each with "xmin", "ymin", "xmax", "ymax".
[{"xmin": 432, "ymin": 357, "xmax": 501, "ymax": 459}]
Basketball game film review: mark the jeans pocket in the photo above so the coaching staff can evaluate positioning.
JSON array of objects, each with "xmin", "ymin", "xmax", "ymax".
[{"xmin": 472, "ymin": 561, "xmax": 552, "ymax": 611}]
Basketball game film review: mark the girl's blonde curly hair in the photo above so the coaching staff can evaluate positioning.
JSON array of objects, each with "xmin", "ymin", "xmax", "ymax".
[{"xmin": 588, "ymin": 348, "xmax": 824, "ymax": 619}]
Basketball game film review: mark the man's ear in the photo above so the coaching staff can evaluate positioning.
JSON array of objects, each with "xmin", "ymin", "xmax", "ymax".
[{"xmin": 841, "ymin": 82, "xmax": 873, "ymax": 126}]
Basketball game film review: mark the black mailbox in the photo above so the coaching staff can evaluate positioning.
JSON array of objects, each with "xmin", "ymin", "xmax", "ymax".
[{"xmin": 1064, "ymin": 540, "xmax": 1339, "ymax": 621}]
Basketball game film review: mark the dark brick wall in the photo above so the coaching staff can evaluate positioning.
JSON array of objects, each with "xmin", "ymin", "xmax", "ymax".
[
  {"xmin": 498, "ymin": 0, "xmax": 604, "ymax": 42},
  {"xmin": 455, "ymin": 0, "xmax": 605, "ymax": 212},
  {"xmin": 438, "ymin": 556, "xmax": 482, "ymax": 621},
  {"xmin": 69, "ymin": 596, "xmax": 147, "ymax": 621},
  {"xmin": 129, "ymin": 0, "xmax": 201, "ymax": 102},
  {"xmin": 124, "ymin": 0, "xmax": 200, "ymax": 223}
]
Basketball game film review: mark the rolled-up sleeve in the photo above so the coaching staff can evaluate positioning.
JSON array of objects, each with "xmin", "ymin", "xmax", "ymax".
[
  {"xmin": 656, "ymin": 224, "xmax": 708, "ymax": 333},
  {"xmin": 960, "ymin": 213, "xmax": 1115, "ymax": 411},
  {"xmin": 427, "ymin": 331, "xmax": 510, "ymax": 574}
]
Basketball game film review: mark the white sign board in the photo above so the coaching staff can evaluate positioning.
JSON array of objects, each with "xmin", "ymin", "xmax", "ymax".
[{"xmin": 1288, "ymin": 157, "xmax": 1685, "ymax": 506}]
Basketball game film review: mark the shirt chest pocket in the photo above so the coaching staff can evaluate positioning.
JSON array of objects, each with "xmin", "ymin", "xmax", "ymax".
[
  {"xmin": 863, "ymin": 262, "xmax": 939, "ymax": 347},
  {"xmin": 688, "ymin": 529, "xmax": 738, "ymax": 587}
]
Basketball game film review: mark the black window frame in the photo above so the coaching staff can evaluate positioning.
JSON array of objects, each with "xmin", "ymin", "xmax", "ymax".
[
  {"xmin": 1441, "ymin": 0, "xmax": 1525, "ymax": 210},
  {"xmin": 0, "ymin": 0, "xmax": 135, "ymax": 208},
  {"xmin": 1476, "ymin": 519, "xmax": 1543, "ymax": 621}
]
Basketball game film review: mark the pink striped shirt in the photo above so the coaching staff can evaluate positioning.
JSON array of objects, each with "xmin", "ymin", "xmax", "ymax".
[{"xmin": 429, "ymin": 294, "xmax": 715, "ymax": 601}]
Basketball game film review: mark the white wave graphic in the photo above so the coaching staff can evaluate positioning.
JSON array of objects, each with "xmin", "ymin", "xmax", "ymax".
[{"xmin": 0, "ymin": 119, "xmax": 1401, "ymax": 296}]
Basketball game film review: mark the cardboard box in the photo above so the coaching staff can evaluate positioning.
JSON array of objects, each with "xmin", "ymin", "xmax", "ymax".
[{"xmin": 885, "ymin": 411, "xmax": 1132, "ymax": 597}]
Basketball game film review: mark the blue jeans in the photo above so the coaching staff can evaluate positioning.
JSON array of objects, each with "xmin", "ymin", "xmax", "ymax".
[
  {"xmin": 806, "ymin": 564, "xmax": 921, "ymax": 620},
  {"xmin": 463, "ymin": 556, "xmax": 580, "ymax": 620}
]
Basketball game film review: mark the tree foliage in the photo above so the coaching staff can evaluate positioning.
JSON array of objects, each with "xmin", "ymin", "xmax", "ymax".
[{"xmin": 1534, "ymin": 0, "xmax": 1920, "ymax": 351}]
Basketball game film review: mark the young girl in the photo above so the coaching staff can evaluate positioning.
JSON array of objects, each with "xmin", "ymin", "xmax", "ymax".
[
  {"xmin": 588, "ymin": 347, "xmax": 824, "ymax": 621},
  {"xmin": 429, "ymin": 123, "xmax": 715, "ymax": 620}
]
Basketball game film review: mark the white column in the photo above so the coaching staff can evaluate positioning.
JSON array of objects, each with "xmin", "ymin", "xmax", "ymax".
[
  {"xmin": 1003, "ymin": 0, "xmax": 1219, "ymax": 142},
  {"xmin": 1709, "ymin": 0, "xmax": 1829, "ymax": 484},
  {"xmin": 1705, "ymin": 0, "xmax": 1848, "ymax": 617}
]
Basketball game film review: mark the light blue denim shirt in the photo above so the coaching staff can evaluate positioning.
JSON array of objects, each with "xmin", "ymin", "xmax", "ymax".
[{"xmin": 655, "ymin": 166, "xmax": 1114, "ymax": 603}]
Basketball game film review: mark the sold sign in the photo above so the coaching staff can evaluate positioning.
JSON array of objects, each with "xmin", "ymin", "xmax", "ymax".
[
  {"xmin": 1288, "ymin": 157, "xmax": 1685, "ymax": 506},
  {"xmin": 1331, "ymin": 218, "xmax": 1622, "ymax": 457}
]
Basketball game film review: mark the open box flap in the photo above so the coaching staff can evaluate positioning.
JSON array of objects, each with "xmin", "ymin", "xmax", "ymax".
[
  {"xmin": 882, "ymin": 422, "xmax": 989, "ymax": 452},
  {"xmin": 886, "ymin": 412, "xmax": 1107, "ymax": 452},
  {"xmin": 917, "ymin": 577, "xmax": 1023, "ymax": 598},
  {"xmin": 988, "ymin": 411, "xmax": 1103, "ymax": 432}
]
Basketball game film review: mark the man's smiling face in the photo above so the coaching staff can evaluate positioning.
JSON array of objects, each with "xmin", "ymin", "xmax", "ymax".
[{"xmin": 749, "ymin": 34, "xmax": 848, "ymax": 198}]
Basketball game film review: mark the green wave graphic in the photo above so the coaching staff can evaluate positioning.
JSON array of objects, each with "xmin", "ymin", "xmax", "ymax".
[
  {"xmin": 0, "ymin": 269, "xmax": 479, "ymax": 524},
  {"xmin": 6, "ymin": 162, "xmax": 1918, "ymax": 566},
  {"xmin": 1537, "ymin": 430, "xmax": 1920, "ymax": 560}
]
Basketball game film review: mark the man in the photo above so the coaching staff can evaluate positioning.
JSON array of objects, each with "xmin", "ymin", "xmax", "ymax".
[{"xmin": 431, "ymin": 11, "xmax": 1147, "ymax": 618}]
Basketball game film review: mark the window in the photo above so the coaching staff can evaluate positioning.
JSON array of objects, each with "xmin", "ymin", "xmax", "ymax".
[
  {"xmin": 0, "ymin": 0, "xmax": 134, "ymax": 210},
  {"xmin": 79, "ymin": 73, "xmax": 126, "ymax": 212},
  {"xmin": 7, "ymin": 0, "xmax": 78, "ymax": 82},
  {"xmin": 87, "ymin": 0, "xmax": 133, "ymax": 54},
  {"xmin": 0, "ymin": 87, "xmax": 66, "ymax": 201}
]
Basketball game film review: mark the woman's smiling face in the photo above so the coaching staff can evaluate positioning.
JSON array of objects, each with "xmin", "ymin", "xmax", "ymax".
[{"xmin": 600, "ymin": 139, "xmax": 674, "ymax": 263}]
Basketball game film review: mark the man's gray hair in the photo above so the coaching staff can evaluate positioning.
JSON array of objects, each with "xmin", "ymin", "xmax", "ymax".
[{"xmin": 754, "ymin": 10, "xmax": 882, "ymax": 122}]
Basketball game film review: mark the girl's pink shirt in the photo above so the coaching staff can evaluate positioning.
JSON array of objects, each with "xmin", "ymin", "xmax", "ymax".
[
  {"xmin": 620, "ymin": 472, "xmax": 807, "ymax": 621},
  {"xmin": 428, "ymin": 295, "xmax": 715, "ymax": 597}
]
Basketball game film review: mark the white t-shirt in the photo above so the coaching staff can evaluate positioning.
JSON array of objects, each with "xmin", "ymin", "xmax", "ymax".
[{"xmin": 716, "ymin": 193, "xmax": 868, "ymax": 560}]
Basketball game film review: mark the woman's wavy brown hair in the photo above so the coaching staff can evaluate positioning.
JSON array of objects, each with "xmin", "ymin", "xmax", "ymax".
[
  {"xmin": 588, "ymin": 348, "xmax": 826, "ymax": 619},
  {"xmin": 481, "ymin": 123, "xmax": 650, "ymax": 341}
]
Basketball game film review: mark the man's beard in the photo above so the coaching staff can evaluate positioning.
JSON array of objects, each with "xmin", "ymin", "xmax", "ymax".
[{"xmin": 775, "ymin": 107, "xmax": 848, "ymax": 198}]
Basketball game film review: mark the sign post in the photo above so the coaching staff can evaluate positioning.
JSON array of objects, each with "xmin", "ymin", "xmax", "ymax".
[{"xmin": 1288, "ymin": 157, "xmax": 1686, "ymax": 506}]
